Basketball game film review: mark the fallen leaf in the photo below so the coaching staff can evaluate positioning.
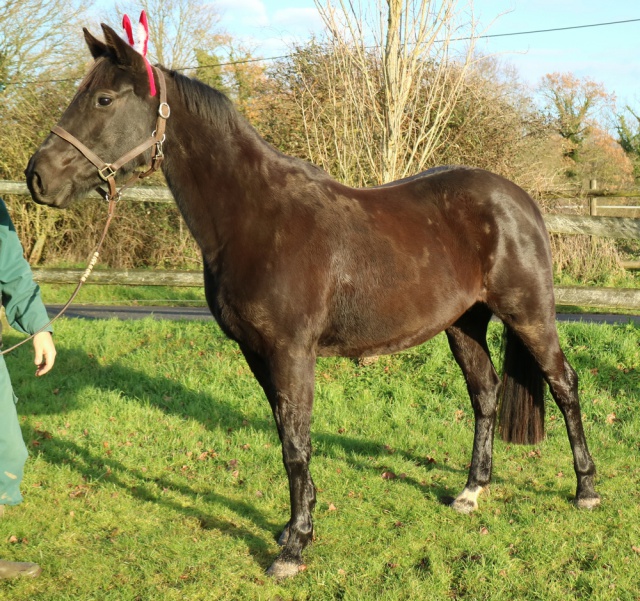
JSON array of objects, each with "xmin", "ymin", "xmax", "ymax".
[
  {"xmin": 8, "ymin": 536, "xmax": 18, "ymax": 544},
  {"xmin": 328, "ymin": 503, "xmax": 337, "ymax": 511},
  {"xmin": 606, "ymin": 413, "xmax": 617, "ymax": 425},
  {"xmin": 632, "ymin": 545, "xmax": 640, "ymax": 554},
  {"xmin": 298, "ymin": 564, "xmax": 307, "ymax": 572},
  {"xmin": 454, "ymin": 409, "xmax": 464, "ymax": 422},
  {"xmin": 381, "ymin": 471, "xmax": 397, "ymax": 480},
  {"xmin": 479, "ymin": 527, "xmax": 489, "ymax": 535}
]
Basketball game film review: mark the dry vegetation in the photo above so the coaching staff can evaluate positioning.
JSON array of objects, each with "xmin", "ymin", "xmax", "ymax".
[{"xmin": 1, "ymin": 0, "xmax": 638, "ymax": 274}]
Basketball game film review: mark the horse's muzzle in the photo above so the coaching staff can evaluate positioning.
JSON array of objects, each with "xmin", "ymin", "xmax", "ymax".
[{"xmin": 25, "ymin": 152, "xmax": 74, "ymax": 208}]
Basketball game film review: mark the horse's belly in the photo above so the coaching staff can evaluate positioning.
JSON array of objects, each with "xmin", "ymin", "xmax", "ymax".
[{"xmin": 317, "ymin": 287, "xmax": 474, "ymax": 358}]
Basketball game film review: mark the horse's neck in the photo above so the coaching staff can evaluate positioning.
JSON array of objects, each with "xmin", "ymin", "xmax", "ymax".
[{"xmin": 160, "ymin": 87, "xmax": 278, "ymax": 261}]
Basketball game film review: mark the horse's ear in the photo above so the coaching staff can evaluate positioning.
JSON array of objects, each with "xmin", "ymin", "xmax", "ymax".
[
  {"xmin": 100, "ymin": 23, "xmax": 147, "ymax": 73},
  {"xmin": 83, "ymin": 28, "xmax": 108, "ymax": 59}
]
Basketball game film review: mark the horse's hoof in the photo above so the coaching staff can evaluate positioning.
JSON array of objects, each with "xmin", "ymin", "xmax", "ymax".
[
  {"xmin": 450, "ymin": 486, "xmax": 482, "ymax": 514},
  {"xmin": 266, "ymin": 559, "xmax": 304, "ymax": 579},
  {"xmin": 574, "ymin": 495, "xmax": 601, "ymax": 510},
  {"xmin": 450, "ymin": 498, "xmax": 477, "ymax": 514}
]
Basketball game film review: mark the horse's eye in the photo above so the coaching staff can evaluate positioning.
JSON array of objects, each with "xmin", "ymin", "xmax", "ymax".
[{"xmin": 97, "ymin": 96, "xmax": 112, "ymax": 107}]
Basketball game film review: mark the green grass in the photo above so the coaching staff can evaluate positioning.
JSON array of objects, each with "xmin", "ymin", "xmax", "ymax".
[
  {"xmin": 0, "ymin": 318, "xmax": 638, "ymax": 600},
  {"xmin": 38, "ymin": 282, "xmax": 207, "ymax": 306}
]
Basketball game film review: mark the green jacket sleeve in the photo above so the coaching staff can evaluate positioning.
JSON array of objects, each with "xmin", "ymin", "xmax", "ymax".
[{"xmin": 0, "ymin": 198, "xmax": 52, "ymax": 336}]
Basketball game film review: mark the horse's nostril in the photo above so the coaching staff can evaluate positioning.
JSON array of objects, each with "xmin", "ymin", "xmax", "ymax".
[{"xmin": 32, "ymin": 171, "xmax": 45, "ymax": 195}]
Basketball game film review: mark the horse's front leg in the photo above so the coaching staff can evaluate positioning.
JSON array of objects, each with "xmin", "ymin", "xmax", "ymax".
[{"xmin": 243, "ymin": 347, "xmax": 317, "ymax": 579}]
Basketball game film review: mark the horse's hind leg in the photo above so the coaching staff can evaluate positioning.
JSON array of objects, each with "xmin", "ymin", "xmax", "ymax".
[
  {"xmin": 445, "ymin": 304, "xmax": 501, "ymax": 514},
  {"xmin": 497, "ymin": 313, "xmax": 600, "ymax": 508}
]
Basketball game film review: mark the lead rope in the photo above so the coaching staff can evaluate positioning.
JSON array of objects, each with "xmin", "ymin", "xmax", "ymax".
[{"xmin": 0, "ymin": 196, "xmax": 117, "ymax": 356}]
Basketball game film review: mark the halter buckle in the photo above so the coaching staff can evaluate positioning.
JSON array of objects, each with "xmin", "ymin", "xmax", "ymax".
[{"xmin": 98, "ymin": 164, "xmax": 116, "ymax": 182}]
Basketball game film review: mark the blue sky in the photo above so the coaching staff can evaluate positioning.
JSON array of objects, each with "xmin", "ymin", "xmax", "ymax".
[{"xmin": 215, "ymin": 0, "xmax": 640, "ymax": 108}]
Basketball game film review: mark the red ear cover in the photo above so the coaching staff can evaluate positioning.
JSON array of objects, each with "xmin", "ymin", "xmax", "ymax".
[
  {"xmin": 139, "ymin": 11, "xmax": 150, "ymax": 57},
  {"xmin": 119, "ymin": 11, "xmax": 157, "ymax": 97},
  {"xmin": 122, "ymin": 14, "xmax": 134, "ymax": 45}
]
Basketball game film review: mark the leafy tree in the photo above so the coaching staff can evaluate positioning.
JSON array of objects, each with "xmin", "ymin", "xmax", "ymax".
[
  {"xmin": 538, "ymin": 72, "xmax": 615, "ymax": 171},
  {"xmin": 616, "ymin": 107, "xmax": 640, "ymax": 181},
  {"xmin": 194, "ymin": 48, "xmax": 225, "ymax": 90}
]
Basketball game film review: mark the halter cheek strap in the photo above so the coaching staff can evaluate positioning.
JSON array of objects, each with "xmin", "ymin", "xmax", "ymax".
[{"xmin": 50, "ymin": 66, "xmax": 169, "ymax": 202}]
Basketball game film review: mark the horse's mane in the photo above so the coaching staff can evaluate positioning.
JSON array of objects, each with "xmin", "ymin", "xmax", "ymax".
[{"xmin": 166, "ymin": 68, "xmax": 236, "ymax": 133}]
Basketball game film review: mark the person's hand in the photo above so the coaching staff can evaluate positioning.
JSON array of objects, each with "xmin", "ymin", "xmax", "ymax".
[{"xmin": 33, "ymin": 331, "xmax": 56, "ymax": 376}]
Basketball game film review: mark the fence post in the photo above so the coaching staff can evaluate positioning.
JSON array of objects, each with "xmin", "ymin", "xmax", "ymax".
[{"xmin": 589, "ymin": 179, "xmax": 598, "ymax": 216}]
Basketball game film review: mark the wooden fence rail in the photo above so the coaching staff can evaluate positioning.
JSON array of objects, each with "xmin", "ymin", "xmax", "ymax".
[{"xmin": 2, "ymin": 181, "xmax": 639, "ymax": 311}]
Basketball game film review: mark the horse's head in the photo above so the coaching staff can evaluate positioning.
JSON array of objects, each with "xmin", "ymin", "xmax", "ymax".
[{"xmin": 26, "ymin": 24, "xmax": 163, "ymax": 208}]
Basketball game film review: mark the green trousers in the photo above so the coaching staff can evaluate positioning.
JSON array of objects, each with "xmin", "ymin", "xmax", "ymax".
[{"xmin": 0, "ymin": 357, "xmax": 28, "ymax": 506}]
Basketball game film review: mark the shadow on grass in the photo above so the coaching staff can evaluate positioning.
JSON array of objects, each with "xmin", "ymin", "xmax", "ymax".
[
  {"xmin": 11, "ymin": 343, "xmax": 470, "ymax": 481},
  {"xmin": 21, "ymin": 421, "xmax": 279, "ymax": 568},
  {"xmin": 7, "ymin": 332, "xmax": 609, "ymax": 561}
]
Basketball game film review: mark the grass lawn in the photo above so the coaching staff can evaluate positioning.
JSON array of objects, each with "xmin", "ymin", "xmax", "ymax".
[{"xmin": 0, "ymin": 317, "xmax": 638, "ymax": 600}]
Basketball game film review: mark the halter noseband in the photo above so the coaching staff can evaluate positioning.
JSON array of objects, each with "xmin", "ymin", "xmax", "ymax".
[{"xmin": 51, "ymin": 66, "xmax": 170, "ymax": 202}]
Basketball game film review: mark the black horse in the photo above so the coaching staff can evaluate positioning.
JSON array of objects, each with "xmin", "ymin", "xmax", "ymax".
[{"xmin": 25, "ymin": 24, "xmax": 599, "ymax": 578}]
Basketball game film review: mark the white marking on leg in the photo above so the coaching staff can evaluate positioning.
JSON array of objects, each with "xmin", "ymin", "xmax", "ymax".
[{"xmin": 451, "ymin": 485, "xmax": 483, "ymax": 514}]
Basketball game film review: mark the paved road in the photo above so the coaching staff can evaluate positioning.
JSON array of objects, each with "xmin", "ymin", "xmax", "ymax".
[
  {"xmin": 45, "ymin": 304, "xmax": 640, "ymax": 325},
  {"xmin": 46, "ymin": 304, "xmax": 215, "ymax": 321}
]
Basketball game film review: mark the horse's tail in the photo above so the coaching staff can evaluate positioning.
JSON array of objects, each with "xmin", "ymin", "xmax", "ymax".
[{"xmin": 497, "ymin": 325, "xmax": 546, "ymax": 444}]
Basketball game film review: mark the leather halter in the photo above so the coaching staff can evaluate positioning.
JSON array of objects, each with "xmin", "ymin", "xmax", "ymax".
[{"xmin": 51, "ymin": 65, "xmax": 170, "ymax": 202}]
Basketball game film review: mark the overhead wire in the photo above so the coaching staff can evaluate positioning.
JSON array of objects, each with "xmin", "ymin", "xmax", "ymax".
[{"xmin": 3, "ymin": 16, "xmax": 640, "ymax": 87}]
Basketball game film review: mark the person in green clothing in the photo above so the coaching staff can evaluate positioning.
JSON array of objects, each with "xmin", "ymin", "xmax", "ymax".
[{"xmin": 0, "ymin": 198, "xmax": 56, "ymax": 579}]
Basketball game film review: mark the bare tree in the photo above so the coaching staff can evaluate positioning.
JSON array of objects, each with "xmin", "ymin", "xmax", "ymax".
[
  {"xmin": 294, "ymin": 0, "xmax": 479, "ymax": 185},
  {"xmin": 0, "ymin": 0, "xmax": 90, "ymax": 84}
]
